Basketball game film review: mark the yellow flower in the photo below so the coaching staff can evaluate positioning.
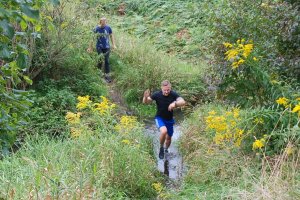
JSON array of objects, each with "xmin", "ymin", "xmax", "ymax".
[
  {"xmin": 115, "ymin": 115, "xmax": 138, "ymax": 134},
  {"xmin": 276, "ymin": 97, "xmax": 289, "ymax": 107},
  {"xmin": 208, "ymin": 110, "xmax": 217, "ymax": 115},
  {"xmin": 121, "ymin": 139, "xmax": 130, "ymax": 145},
  {"xmin": 296, "ymin": 97, "xmax": 300, "ymax": 101},
  {"xmin": 253, "ymin": 57, "xmax": 258, "ymax": 61},
  {"xmin": 242, "ymin": 44, "xmax": 253, "ymax": 58},
  {"xmin": 225, "ymin": 49, "xmax": 239, "ymax": 61},
  {"xmin": 233, "ymin": 108, "xmax": 240, "ymax": 119},
  {"xmin": 214, "ymin": 133, "xmax": 224, "ymax": 145},
  {"xmin": 65, "ymin": 112, "xmax": 81, "ymax": 124},
  {"xmin": 70, "ymin": 127, "xmax": 81, "ymax": 138},
  {"xmin": 152, "ymin": 182, "xmax": 163, "ymax": 193},
  {"xmin": 231, "ymin": 61, "xmax": 239, "ymax": 69},
  {"xmin": 223, "ymin": 42, "xmax": 233, "ymax": 48},
  {"xmin": 93, "ymin": 96, "xmax": 115, "ymax": 114},
  {"xmin": 237, "ymin": 59, "xmax": 245, "ymax": 65},
  {"xmin": 235, "ymin": 129, "xmax": 244, "ymax": 137},
  {"xmin": 207, "ymin": 148, "xmax": 215, "ymax": 154},
  {"xmin": 292, "ymin": 104, "xmax": 300, "ymax": 113},
  {"xmin": 77, "ymin": 95, "xmax": 91, "ymax": 110},
  {"xmin": 252, "ymin": 138, "xmax": 265, "ymax": 150}
]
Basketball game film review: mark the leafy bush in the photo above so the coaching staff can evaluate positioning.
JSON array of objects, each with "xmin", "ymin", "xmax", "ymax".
[
  {"xmin": 0, "ymin": 0, "xmax": 56, "ymax": 154},
  {"xmin": 20, "ymin": 87, "xmax": 76, "ymax": 137}
]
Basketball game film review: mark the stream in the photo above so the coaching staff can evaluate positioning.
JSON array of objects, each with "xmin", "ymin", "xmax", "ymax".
[{"xmin": 144, "ymin": 111, "xmax": 186, "ymax": 189}]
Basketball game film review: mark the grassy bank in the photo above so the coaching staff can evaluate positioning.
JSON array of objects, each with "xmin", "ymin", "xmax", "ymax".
[
  {"xmin": 175, "ymin": 104, "xmax": 300, "ymax": 199},
  {"xmin": 0, "ymin": 132, "xmax": 158, "ymax": 198}
]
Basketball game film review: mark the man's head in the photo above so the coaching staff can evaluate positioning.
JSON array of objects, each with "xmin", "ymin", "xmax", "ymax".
[
  {"xmin": 99, "ymin": 17, "xmax": 107, "ymax": 27},
  {"xmin": 161, "ymin": 80, "xmax": 171, "ymax": 96}
]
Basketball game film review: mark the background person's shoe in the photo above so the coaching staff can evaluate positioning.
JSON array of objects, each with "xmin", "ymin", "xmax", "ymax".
[
  {"xmin": 159, "ymin": 147, "xmax": 164, "ymax": 159},
  {"xmin": 104, "ymin": 75, "xmax": 112, "ymax": 83}
]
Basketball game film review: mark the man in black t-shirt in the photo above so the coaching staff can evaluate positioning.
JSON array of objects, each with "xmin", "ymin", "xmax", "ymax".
[{"xmin": 143, "ymin": 80, "xmax": 186, "ymax": 159}]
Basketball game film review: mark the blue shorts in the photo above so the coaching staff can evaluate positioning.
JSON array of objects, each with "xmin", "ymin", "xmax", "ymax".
[{"xmin": 155, "ymin": 116, "xmax": 175, "ymax": 137}]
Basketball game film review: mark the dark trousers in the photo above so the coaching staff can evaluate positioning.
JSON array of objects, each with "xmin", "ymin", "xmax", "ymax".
[{"xmin": 97, "ymin": 48, "xmax": 110, "ymax": 74}]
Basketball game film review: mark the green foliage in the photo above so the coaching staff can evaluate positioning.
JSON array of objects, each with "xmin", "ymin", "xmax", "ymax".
[
  {"xmin": 204, "ymin": 0, "xmax": 300, "ymax": 99},
  {"xmin": 219, "ymin": 51, "xmax": 281, "ymax": 107},
  {"xmin": 17, "ymin": 0, "xmax": 107, "ymax": 139},
  {"xmin": 21, "ymin": 87, "xmax": 76, "ymax": 137},
  {"xmin": 0, "ymin": 0, "xmax": 43, "ymax": 154},
  {"xmin": 240, "ymin": 102, "xmax": 300, "ymax": 154}
]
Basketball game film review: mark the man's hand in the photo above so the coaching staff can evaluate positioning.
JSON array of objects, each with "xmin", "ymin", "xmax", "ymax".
[
  {"xmin": 87, "ymin": 47, "xmax": 93, "ymax": 53},
  {"xmin": 143, "ymin": 89, "xmax": 151, "ymax": 103},
  {"xmin": 168, "ymin": 101, "xmax": 176, "ymax": 111},
  {"xmin": 144, "ymin": 89, "xmax": 150, "ymax": 98}
]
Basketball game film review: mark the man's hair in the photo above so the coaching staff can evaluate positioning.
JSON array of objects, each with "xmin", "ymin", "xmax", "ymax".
[
  {"xmin": 161, "ymin": 80, "xmax": 171, "ymax": 87},
  {"xmin": 100, "ymin": 17, "xmax": 107, "ymax": 22}
]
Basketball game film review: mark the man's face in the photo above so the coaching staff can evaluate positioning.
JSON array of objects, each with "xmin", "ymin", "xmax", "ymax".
[
  {"xmin": 100, "ymin": 19, "xmax": 107, "ymax": 27},
  {"xmin": 161, "ymin": 85, "xmax": 171, "ymax": 96}
]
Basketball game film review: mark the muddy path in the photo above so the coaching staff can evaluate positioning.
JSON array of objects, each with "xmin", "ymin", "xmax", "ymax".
[{"xmin": 108, "ymin": 81, "xmax": 186, "ymax": 189}]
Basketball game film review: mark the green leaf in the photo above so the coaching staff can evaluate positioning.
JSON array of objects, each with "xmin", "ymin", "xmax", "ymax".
[
  {"xmin": 23, "ymin": 76, "xmax": 33, "ymax": 85},
  {"xmin": 35, "ymin": 24, "xmax": 42, "ymax": 32},
  {"xmin": 20, "ymin": 19, "xmax": 28, "ymax": 31},
  {"xmin": 0, "ymin": 45, "xmax": 11, "ymax": 59},
  {"xmin": 17, "ymin": 53, "xmax": 27, "ymax": 69},
  {"xmin": 20, "ymin": 4, "xmax": 40, "ymax": 20},
  {"xmin": 0, "ymin": 8, "xmax": 9, "ymax": 18},
  {"xmin": 0, "ymin": 20, "xmax": 15, "ymax": 39}
]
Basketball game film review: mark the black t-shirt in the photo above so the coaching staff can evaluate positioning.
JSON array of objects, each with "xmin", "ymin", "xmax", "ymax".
[{"xmin": 151, "ymin": 90, "xmax": 180, "ymax": 120}]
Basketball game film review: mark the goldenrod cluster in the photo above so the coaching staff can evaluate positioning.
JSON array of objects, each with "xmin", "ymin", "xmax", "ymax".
[
  {"xmin": 115, "ymin": 115, "xmax": 138, "ymax": 134},
  {"xmin": 65, "ymin": 111, "xmax": 82, "ymax": 138},
  {"xmin": 252, "ymin": 135, "xmax": 268, "ymax": 150},
  {"xmin": 93, "ymin": 96, "xmax": 116, "ymax": 115},
  {"xmin": 70, "ymin": 127, "xmax": 81, "ymax": 138},
  {"xmin": 77, "ymin": 95, "xmax": 91, "ymax": 110},
  {"xmin": 152, "ymin": 182, "xmax": 163, "ymax": 193},
  {"xmin": 65, "ymin": 112, "xmax": 81, "ymax": 124},
  {"xmin": 223, "ymin": 39, "xmax": 254, "ymax": 69},
  {"xmin": 205, "ymin": 108, "xmax": 244, "ymax": 147},
  {"xmin": 66, "ymin": 95, "xmax": 117, "ymax": 138},
  {"xmin": 276, "ymin": 96, "xmax": 300, "ymax": 116}
]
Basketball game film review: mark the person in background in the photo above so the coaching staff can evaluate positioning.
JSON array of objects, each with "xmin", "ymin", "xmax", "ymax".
[
  {"xmin": 143, "ymin": 80, "xmax": 186, "ymax": 159},
  {"xmin": 87, "ymin": 17, "xmax": 116, "ymax": 83}
]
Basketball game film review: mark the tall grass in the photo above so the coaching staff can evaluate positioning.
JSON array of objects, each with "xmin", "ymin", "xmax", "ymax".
[{"xmin": 0, "ymin": 130, "xmax": 159, "ymax": 199}]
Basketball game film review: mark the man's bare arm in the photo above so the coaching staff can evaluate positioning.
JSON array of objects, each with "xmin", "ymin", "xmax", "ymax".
[
  {"xmin": 110, "ymin": 33, "xmax": 116, "ymax": 49},
  {"xmin": 168, "ymin": 97, "xmax": 186, "ymax": 111},
  {"xmin": 174, "ymin": 97, "xmax": 186, "ymax": 107}
]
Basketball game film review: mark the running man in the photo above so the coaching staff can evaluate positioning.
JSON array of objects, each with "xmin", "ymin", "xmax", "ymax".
[{"xmin": 143, "ymin": 80, "xmax": 186, "ymax": 159}]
